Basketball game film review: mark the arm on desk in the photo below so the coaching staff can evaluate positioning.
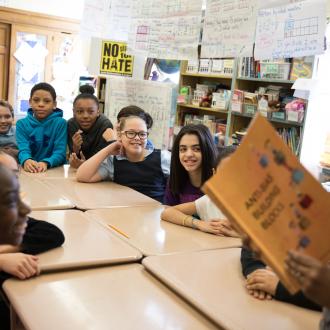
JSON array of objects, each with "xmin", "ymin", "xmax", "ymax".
[
  {"xmin": 161, "ymin": 203, "xmax": 229, "ymax": 235},
  {"xmin": 76, "ymin": 141, "xmax": 121, "ymax": 183},
  {"xmin": 20, "ymin": 217, "xmax": 65, "ymax": 255},
  {"xmin": 161, "ymin": 202, "xmax": 197, "ymax": 225}
]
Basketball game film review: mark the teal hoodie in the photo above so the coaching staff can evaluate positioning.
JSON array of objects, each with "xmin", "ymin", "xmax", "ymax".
[{"xmin": 16, "ymin": 108, "xmax": 67, "ymax": 167}]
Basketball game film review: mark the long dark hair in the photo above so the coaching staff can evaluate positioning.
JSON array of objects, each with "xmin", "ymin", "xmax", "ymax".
[{"xmin": 169, "ymin": 124, "xmax": 218, "ymax": 195}]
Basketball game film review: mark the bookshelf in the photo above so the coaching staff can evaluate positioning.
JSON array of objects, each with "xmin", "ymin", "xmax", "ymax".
[
  {"xmin": 96, "ymin": 76, "xmax": 107, "ymax": 114},
  {"xmin": 176, "ymin": 57, "xmax": 313, "ymax": 155},
  {"xmin": 176, "ymin": 60, "xmax": 234, "ymax": 138}
]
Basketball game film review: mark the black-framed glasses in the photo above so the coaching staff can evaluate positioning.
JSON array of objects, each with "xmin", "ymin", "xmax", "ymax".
[{"xmin": 122, "ymin": 130, "xmax": 149, "ymax": 140}]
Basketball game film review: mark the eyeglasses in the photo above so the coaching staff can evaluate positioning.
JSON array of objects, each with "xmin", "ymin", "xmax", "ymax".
[{"xmin": 122, "ymin": 130, "xmax": 149, "ymax": 140}]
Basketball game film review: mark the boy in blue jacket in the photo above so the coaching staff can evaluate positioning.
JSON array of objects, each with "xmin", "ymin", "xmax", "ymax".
[{"xmin": 16, "ymin": 82, "xmax": 67, "ymax": 172}]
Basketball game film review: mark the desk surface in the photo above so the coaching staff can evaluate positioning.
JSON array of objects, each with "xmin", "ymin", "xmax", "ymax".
[
  {"xmin": 4, "ymin": 264, "xmax": 217, "ymax": 330},
  {"xmin": 143, "ymin": 248, "xmax": 322, "ymax": 330},
  {"xmin": 86, "ymin": 206, "xmax": 242, "ymax": 256},
  {"xmin": 19, "ymin": 175, "xmax": 75, "ymax": 210},
  {"xmin": 43, "ymin": 178, "xmax": 160, "ymax": 210},
  {"xmin": 31, "ymin": 210, "xmax": 141, "ymax": 272},
  {"xmin": 20, "ymin": 165, "xmax": 77, "ymax": 179}
]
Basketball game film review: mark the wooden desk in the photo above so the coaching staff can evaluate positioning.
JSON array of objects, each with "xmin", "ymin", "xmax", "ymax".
[
  {"xmin": 86, "ymin": 206, "xmax": 242, "ymax": 256},
  {"xmin": 42, "ymin": 178, "xmax": 160, "ymax": 210},
  {"xmin": 20, "ymin": 165, "xmax": 76, "ymax": 179},
  {"xmin": 4, "ymin": 264, "xmax": 217, "ymax": 330},
  {"xmin": 19, "ymin": 175, "xmax": 75, "ymax": 210},
  {"xmin": 143, "ymin": 249, "xmax": 322, "ymax": 330},
  {"xmin": 31, "ymin": 210, "xmax": 142, "ymax": 272}
]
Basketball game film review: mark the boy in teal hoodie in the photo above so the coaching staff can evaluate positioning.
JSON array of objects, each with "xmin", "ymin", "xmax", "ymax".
[{"xmin": 16, "ymin": 82, "xmax": 67, "ymax": 173}]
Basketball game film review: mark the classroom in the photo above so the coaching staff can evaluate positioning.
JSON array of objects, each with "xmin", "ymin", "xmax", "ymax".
[{"xmin": 0, "ymin": 0, "xmax": 330, "ymax": 329}]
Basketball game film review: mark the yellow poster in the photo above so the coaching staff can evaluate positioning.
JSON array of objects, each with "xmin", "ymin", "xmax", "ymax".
[{"xmin": 100, "ymin": 41, "xmax": 134, "ymax": 76}]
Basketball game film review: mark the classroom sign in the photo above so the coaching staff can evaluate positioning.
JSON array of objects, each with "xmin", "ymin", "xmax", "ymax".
[{"xmin": 100, "ymin": 41, "xmax": 134, "ymax": 76}]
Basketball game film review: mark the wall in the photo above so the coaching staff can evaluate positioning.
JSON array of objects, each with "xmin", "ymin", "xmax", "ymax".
[
  {"xmin": 300, "ymin": 23, "xmax": 330, "ymax": 177},
  {"xmin": 7, "ymin": 0, "xmax": 84, "ymax": 19}
]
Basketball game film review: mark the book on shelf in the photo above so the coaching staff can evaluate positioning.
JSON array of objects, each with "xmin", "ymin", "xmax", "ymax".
[
  {"xmin": 198, "ymin": 59, "xmax": 211, "ymax": 74},
  {"xmin": 290, "ymin": 57, "xmax": 313, "ymax": 81},
  {"xmin": 231, "ymin": 89, "xmax": 244, "ymax": 113},
  {"xmin": 203, "ymin": 114, "xmax": 330, "ymax": 294},
  {"xmin": 212, "ymin": 90, "xmax": 231, "ymax": 110},
  {"xmin": 186, "ymin": 60, "xmax": 199, "ymax": 73}
]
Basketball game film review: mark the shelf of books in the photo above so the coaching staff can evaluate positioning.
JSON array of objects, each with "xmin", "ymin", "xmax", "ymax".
[
  {"xmin": 176, "ymin": 56, "xmax": 314, "ymax": 155},
  {"xmin": 176, "ymin": 58, "xmax": 234, "ymax": 141}
]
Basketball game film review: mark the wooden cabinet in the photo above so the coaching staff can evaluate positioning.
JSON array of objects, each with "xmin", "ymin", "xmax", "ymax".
[
  {"xmin": 0, "ymin": 22, "xmax": 10, "ymax": 100},
  {"xmin": 0, "ymin": 7, "xmax": 80, "ymax": 117}
]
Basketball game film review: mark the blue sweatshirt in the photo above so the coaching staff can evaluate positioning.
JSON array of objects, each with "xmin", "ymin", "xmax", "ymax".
[{"xmin": 16, "ymin": 108, "xmax": 67, "ymax": 167}]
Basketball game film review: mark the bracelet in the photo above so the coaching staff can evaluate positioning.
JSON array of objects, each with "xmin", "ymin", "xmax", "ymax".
[{"xmin": 182, "ymin": 215, "xmax": 191, "ymax": 226}]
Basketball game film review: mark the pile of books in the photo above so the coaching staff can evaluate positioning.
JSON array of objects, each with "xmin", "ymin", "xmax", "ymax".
[{"xmin": 183, "ymin": 114, "xmax": 226, "ymax": 135}]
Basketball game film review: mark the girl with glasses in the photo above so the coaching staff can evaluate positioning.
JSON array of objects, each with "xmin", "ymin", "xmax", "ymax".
[{"xmin": 76, "ymin": 114, "xmax": 171, "ymax": 203}]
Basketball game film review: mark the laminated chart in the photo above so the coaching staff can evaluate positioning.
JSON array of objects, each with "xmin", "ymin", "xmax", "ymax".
[
  {"xmin": 255, "ymin": 0, "xmax": 326, "ymax": 60},
  {"xmin": 128, "ymin": 0, "xmax": 202, "ymax": 60},
  {"xmin": 201, "ymin": 0, "xmax": 259, "ymax": 58}
]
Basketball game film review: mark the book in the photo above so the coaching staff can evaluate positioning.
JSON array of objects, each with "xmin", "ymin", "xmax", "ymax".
[
  {"xmin": 290, "ymin": 57, "xmax": 313, "ymax": 81},
  {"xmin": 203, "ymin": 114, "xmax": 330, "ymax": 293}
]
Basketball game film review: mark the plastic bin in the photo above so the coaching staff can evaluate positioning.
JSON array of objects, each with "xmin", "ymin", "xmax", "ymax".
[{"xmin": 260, "ymin": 62, "xmax": 291, "ymax": 80}]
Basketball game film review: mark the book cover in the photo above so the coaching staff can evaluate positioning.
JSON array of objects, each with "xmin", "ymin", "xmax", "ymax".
[
  {"xmin": 203, "ymin": 114, "xmax": 330, "ymax": 293},
  {"xmin": 290, "ymin": 57, "xmax": 313, "ymax": 81}
]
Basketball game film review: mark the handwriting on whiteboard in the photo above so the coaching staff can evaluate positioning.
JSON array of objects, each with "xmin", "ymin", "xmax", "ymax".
[
  {"xmin": 255, "ymin": 0, "xmax": 326, "ymax": 60},
  {"xmin": 127, "ymin": 0, "xmax": 202, "ymax": 60},
  {"xmin": 201, "ymin": 0, "xmax": 259, "ymax": 58}
]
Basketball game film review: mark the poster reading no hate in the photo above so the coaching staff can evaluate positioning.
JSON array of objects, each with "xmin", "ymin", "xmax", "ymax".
[{"xmin": 100, "ymin": 41, "xmax": 134, "ymax": 76}]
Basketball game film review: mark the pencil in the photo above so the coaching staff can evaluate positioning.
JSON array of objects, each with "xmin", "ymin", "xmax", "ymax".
[{"xmin": 107, "ymin": 224, "xmax": 130, "ymax": 239}]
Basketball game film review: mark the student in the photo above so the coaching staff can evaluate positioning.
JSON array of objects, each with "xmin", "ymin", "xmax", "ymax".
[
  {"xmin": 0, "ymin": 151, "xmax": 65, "ymax": 271},
  {"xmin": 0, "ymin": 151, "xmax": 65, "ymax": 329},
  {"xmin": 285, "ymin": 251, "xmax": 330, "ymax": 329},
  {"xmin": 68, "ymin": 85, "xmax": 114, "ymax": 168},
  {"xmin": 241, "ymin": 247, "xmax": 321, "ymax": 310},
  {"xmin": 77, "ymin": 115, "xmax": 170, "ymax": 202},
  {"xmin": 161, "ymin": 146, "xmax": 239, "ymax": 236},
  {"xmin": 16, "ymin": 82, "xmax": 67, "ymax": 173},
  {"xmin": 164, "ymin": 124, "xmax": 218, "ymax": 205},
  {"xmin": 0, "ymin": 100, "xmax": 18, "ymax": 158},
  {"xmin": 0, "ymin": 163, "xmax": 29, "ymax": 246},
  {"xmin": 115, "ymin": 105, "xmax": 153, "ymax": 148}
]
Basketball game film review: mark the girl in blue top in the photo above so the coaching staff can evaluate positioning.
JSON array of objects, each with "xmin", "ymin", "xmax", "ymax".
[
  {"xmin": 16, "ymin": 82, "xmax": 67, "ymax": 173},
  {"xmin": 76, "ymin": 115, "xmax": 171, "ymax": 203}
]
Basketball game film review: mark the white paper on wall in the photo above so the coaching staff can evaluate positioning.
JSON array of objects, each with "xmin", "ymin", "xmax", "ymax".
[
  {"xmin": 104, "ymin": 76, "xmax": 174, "ymax": 149},
  {"xmin": 127, "ymin": 0, "xmax": 202, "ymax": 60},
  {"xmin": 259, "ymin": 0, "xmax": 306, "ymax": 9},
  {"xmin": 81, "ymin": 0, "xmax": 132, "ymax": 40},
  {"xmin": 107, "ymin": 0, "xmax": 132, "ymax": 41},
  {"xmin": 201, "ymin": 0, "xmax": 259, "ymax": 58},
  {"xmin": 80, "ymin": 0, "xmax": 112, "ymax": 39},
  {"xmin": 255, "ymin": 0, "xmax": 326, "ymax": 60}
]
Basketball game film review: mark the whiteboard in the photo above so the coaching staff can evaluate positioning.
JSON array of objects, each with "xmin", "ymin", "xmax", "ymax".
[
  {"xmin": 104, "ymin": 76, "xmax": 174, "ymax": 149},
  {"xmin": 255, "ymin": 0, "xmax": 326, "ymax": 60}
]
